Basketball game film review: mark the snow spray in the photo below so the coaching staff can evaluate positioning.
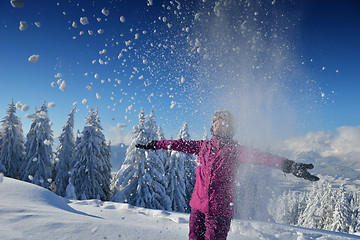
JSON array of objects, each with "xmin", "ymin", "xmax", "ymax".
[{"xmin": 185, "ymin": 0, "xmax": 318, "ymax": 221}]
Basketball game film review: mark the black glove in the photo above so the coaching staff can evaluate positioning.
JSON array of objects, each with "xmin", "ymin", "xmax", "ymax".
[
  {"xmin": 281, "ymin": 159, "xmax": 319, "ymax": 182},
  {"xmin": 135, "ymin": 140, "xmax": 157, "ymax": 150}
]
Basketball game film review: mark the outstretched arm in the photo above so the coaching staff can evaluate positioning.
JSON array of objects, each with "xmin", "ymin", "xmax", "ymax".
[
  {"xmin": 136, "ymin": 139, "xmax": 203, "ymax": 155},
  {"xmin": 236, "ymin": 146, "xmax": 319, "ymax": 181},
  {"xmin": 281, "ymin": 159, "xmax": 319, "ymax": 181}
]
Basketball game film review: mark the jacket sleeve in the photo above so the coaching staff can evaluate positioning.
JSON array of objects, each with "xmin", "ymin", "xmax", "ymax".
[
  {"xmin": 236, "ymin": 145, "xmax": 285, "ymax": 169},
  {"xmin": 155, "ymin": 139, "xmax": 203, "ymax": 155}
]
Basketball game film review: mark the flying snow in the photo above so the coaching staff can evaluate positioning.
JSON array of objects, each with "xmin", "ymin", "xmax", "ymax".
[
  {"xmin": 35, "ymin": 22, "xmax": 41, "ymax": 28},
  {"xmin": 59, "ymin": 80, "xmax": 66, "ymax": 91},
  {"xmin": 80, "ymin": 17, "xmax": 89, "ymax": 25},
  {"xmin": 21, "ymin": 104, "xmax": 29, "ymax": 112},
  {"xmin": 48, "ymin": 102, "xmax": 56, "ymax": 108},
  {"xmin": 28, "ymin": 54, "xmax": 40, "ymax": 63},
  {"xmin": 120, "ymin": 16, "xmax": 126, "ymax": 23},
  {"xmin": 102, "ymin": 8, "xmax": 109, "ymax": 16},
  {"xmin": 19, "ymin": 21, "xmax": 28, "ymax": 31},
  {"xmin": 10, "ymin": 0, "xmax": 24, "ymax": 8}
]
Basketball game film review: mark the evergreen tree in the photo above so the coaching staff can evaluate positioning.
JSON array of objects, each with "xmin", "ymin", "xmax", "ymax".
[
  {"xmin": 331, "ymin": 184, "xmax": 352, "ymax": 233},
  {"xmin": 53, "ymin": 106, "xmax": 76, "ymax": 196},
  {"xmin": 112, "ymin": 109, "xmax": 171, "ymax": 210},
  {"xmin": 202, "ymin": 126, "xmax": 209, "ymax": 140},
  {"xmin": 166, "ymin": 149, "xmax": 187, "ymax": 212},
  {"xmin": 20, "ymin": 102, "xmax": 53, "ymax": 188},
  {"xmin": 70, "ymin": 108, "xmax": 112, "ymax": 200},
  {"xmin": 298, "ymin": 180, "xmax": 336, "ymax": 230},
  {"xmin": 0, "ymin": 100, "xmax": 25, "ymax": 178},
  {"xmin": 177, "ymin": 123, "xmax": 196, "ymax": 212}
]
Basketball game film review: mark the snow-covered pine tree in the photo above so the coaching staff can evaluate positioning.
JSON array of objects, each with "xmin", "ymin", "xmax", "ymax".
[
  {"xmin": 331, "ymin": 184, "xmax": 353, "ymax": 233},
  {"xmin": 112, "ymin": 109, "xmax": 171, "ymax": 210},
  {"xmin": 177, "ymin": 122, "xmax": 196, "ymax": 212},
  {"xmin": 157, "ymin": 125, "xmax": 170, "ymax": 166},
  {"xmin": 20, "ymin": 102, "xmax": 53, "ymax": 188},
  {"xmin": 166, "ymin": 147, "xmax": 187, "ymax": 212},
  {"xmin": 298, "ymin": 180, "xmax": 336, "ymax": 230},
  {"xmin": 70, "ymin": 108, "xmax": 112, "ymax": 201},
  {"xmin": 53, "ymin": 106, "xmax": 76, "ymax": 197},
  {"xmin": 272, "ymin": 190, "xmax": 306, "ymax": 226},
  {"xmin": 0, "ymin": 100, "xmax": 25, "ymax": 178},
  {"xmin": 202, "ymin": 126, "xmax": 209, "ymax": 140}
]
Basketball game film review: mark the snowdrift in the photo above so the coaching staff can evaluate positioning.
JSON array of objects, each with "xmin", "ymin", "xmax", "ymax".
[{"xmin": 0, "ymin": 177, "xmax": 359, "ymax": 240}]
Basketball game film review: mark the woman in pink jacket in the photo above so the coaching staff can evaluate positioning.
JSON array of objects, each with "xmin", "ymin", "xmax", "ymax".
[{"xmin": 136, "ymin": 110, "xmax": 319, "ymax": 240}]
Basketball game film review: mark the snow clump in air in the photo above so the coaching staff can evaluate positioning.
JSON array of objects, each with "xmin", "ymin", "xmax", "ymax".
[
  {"xmin": 21, "ymin": 104, "xmax": 30, "ymax": 112},
  {"xmin": 15, "ymin": 101, "xmax": 22, "ymax": 110},
  {"xmin": 80, "ymin": 17, "xmax": 89, "ymax": 25},
  {"xmin": 19, "ymin": 21, "xmax": 28, "ymax": 31},
  {"xmin": 72, "ymin": 22, "xmax": 78, "ymax": 28},
  {"xmin": 48, "ymin": 102, "xmax": 55, "ymax": 108},
  {"xmin": 82, "ymin": 99, "xmax": 88, "ymax": 104},
  {"xmin": 10, "ymin": 0, "xmax": 24, "ymax": 8},
  {"xmin": 35, "ymin": 22, "xmax": 41, "ymax": 28},
  {"xmin": 28, "ymin": 55, "xmax": 40, "ymax": 63},
  {"xmin": 170, "ymin": 101, "xmax": 176, "ymax": 109},
  {"xmin": 120, "ymin": 16, "xmax": 126, "ymax": 23},
  {"xmin": 102, "ymin": 8, "xmax": 109, "ymax": 16},
  {"xmin": 96, "ymin": 93, "xmax": 101, "ymax": 99},
  {"xmin": 59, "ymin": 80, "xmax": 66, "ymax": 91}
]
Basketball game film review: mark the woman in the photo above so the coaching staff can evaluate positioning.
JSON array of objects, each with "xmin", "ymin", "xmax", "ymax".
[{"xmin": 136, "ymin": 110, "xmax": 319, "ymax": 240}]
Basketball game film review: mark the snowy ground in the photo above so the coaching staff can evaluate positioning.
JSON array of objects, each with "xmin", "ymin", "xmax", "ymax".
[{"xmin": 1, "ymin": 176, "xmax": 359, "ymax": 240}]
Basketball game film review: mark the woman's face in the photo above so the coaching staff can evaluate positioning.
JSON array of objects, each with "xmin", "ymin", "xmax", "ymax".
[{"xmin": 212, "ymin": 119, "xmax": 230, "ymax": 136}]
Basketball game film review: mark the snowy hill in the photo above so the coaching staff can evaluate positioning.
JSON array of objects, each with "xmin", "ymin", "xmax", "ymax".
[{"xmin": 0, "ymin": 176, "xmax": 359, "ymax": 240}]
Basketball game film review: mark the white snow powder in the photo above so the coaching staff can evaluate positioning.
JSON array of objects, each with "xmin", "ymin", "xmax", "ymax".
[
  {"xmin": 59, "ymin": 80, "xmax": 66, "ymax": 91},
  {"xmin": 80, "ymin": 17, "xmax": 89, "ymax": 25},
  {"xmin": 21, "ymin": 104, "xmax": 29, "ymax": 112},
  {"xmin": 120, "ymin": 16, "xmax": 126, "ymax": 23},
  {"xmin": 96, "ymin": 93, "xmax": 101, "ymax": 99},
  {"xmin": 82, "ymin": 99, "xmax": 88, "ymax": 104},
  {"xmin": 11, "ymin": 0, "xmax": 24, "ymax": 8},
  {"xmin": 48, "ymin": 102, "xmax": 55, "ymax": 108},
  {"xmin": 98, "ymin": 29, "xmax": 104, "ymax": 34},
  {"xmin": 28, "ymin": 55, "xmax": 40, "ymax": 63},
  {"xmin": 35, "ymin": 22, "xmax": 41, "ymax": 28},
  {"xmin": 102, "ymin": 8, "xmax": 109, "ymax": 16}
]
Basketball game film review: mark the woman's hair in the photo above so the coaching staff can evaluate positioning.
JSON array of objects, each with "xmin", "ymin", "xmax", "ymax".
[{"xmin": 210, "ymin": 110, "xmax": 237, "ymax": 138}]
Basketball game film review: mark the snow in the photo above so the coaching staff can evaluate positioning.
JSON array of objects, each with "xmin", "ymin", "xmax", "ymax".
[
  {"xmin": 101, "ymin": 8, "xmax": 109, "ymax": 16},
  {"xmin": 28, "ymin": 54, "xmax": 39, "ymax": 63},
  {"xmin": 48, "ymin": 102, "xmax": 56, "ymax": 108},
  {"xmin": 10, "ymin": 0, "xmax": 24, "ymax": 8},
  {"xmin": 0, "ymin": 177, "xmax": 358, "ymax": 240},
  {"xmin": 59, "ymin": 80, "xmax": 66, "ymax": 91},
  {"xmin": 20, "ymin": 104, "xmax": 29, "ymax": 112},
  {"xmin": 19, "ymin": 21, "xmax": 28, "ymax": 31},
  {"xmin": 120, "ymin": 16, "xmax": 126, "ymax": 23},
  {"xmin": 80, "ymin": 17, "xmax": 89, "ymax": 25}
]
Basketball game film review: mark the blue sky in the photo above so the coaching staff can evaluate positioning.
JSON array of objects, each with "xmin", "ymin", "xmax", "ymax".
[{"xmin": 0, "ymin": 0, "xmax": 359, "ymax": 145}]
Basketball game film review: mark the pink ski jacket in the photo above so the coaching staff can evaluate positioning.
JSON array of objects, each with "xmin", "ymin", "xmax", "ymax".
[{"xmin": 156, "ymin": 136, "xmax": 286, "ymax": 218}]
